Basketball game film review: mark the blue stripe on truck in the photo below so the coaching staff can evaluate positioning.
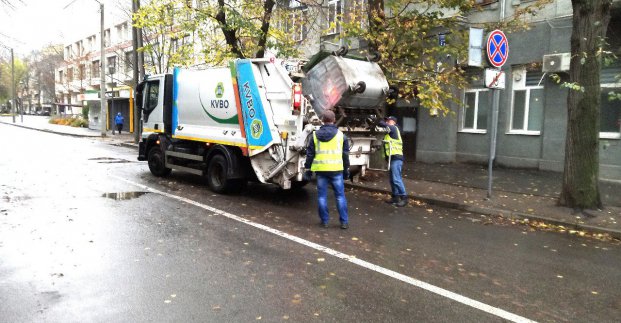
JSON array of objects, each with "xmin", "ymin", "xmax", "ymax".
[
  {"xmin": 235, "ymin": 60, "xmax": 273, "ymax": 149},
  {"xmin": 172, "ymin": 67, "xmax": 180, "ymax": 135}
]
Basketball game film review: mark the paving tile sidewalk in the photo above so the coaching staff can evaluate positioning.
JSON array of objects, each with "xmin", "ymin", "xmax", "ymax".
[
  {"xmin": 349, "ymin": 165, "xmax": 621, "ymax": 239},
  {"xmin": 3, "ymin": 114, "xmax": 619, "ymax": 238}
]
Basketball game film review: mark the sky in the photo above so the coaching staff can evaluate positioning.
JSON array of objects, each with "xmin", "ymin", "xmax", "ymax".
[{"xmin": 0, "ymin": 0, "xmax": 130, "ymax": 56}]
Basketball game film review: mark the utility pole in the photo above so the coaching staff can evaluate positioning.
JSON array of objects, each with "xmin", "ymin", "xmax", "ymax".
[
  {"xmin": 99, "ymin": 1, "xmax": 107, "ymax": 137},
  {"xmin": 132, "ymin": 0, "xmax": 142, "ymax": 143}
]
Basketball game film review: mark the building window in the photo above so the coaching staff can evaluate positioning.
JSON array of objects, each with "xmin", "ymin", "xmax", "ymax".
[
  {"xmin": 125, "ymin": 51, "xmax": 133, "ymax": 72},
  {"xmin": 349, "ymin": 0, "xmax": 368, "ymax": 29},
  {"xmin": 107, "ymin": 56, "xmax": 117, "ymax": 75},
  {"xmin": 67, "ymin": 67, "xmax": 73, "ymax": 82},
  {"xmin": 92, "ymin": 60, "xmax": 100, "ymax": 78},
  {"xmin": 289, "ymin": 8, "xmax": 308, "ymax": 42},
  {"xmin": 76, "ymin": 41, "xmax": 83, "ymax": 56},
  {"xmin": 79, "ymin": 64, "xmax": 85, "ymax": 80},
  {"xmin": 326, "ymin": 0, "xmax": 342, "ymax": 35},
  {"xmin": 509, "ymin": 67, "xmax": 544, "ymax": 135},
  {"xmin": 104, "ymin": 29, "xmax": 111, "ymax": 47},
  {"xmin": 58, "ymin": 70, "xmax": 64, "ymax": 83},
  {"xmin": 600, "ymin": 66, "xmax": 621, "ymax": 139},
  {"xmin": 87, "ymin": 35, "xmax": 95, "ymax": 52},
  {"xmin": 115, "ymin": 23, "xmax": 128, "ymax": 43},
  {"xmin": 460, "ymin": 88, "xmax": 490, "ymax": 133}
]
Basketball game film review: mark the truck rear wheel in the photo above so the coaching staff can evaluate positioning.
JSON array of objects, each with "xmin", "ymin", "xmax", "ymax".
[
  {"xmin": 207, "ymin": 154, "xmax": 245, "ymax": 193},
  {"xmin": 148, "ymin": 147, "xmax": 171, "ymax": 177}
]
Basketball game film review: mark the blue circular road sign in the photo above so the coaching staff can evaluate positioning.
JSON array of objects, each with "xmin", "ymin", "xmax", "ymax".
[{"xmin": 486, "ymin": 30, "xmax": 509, "ymax": 68}]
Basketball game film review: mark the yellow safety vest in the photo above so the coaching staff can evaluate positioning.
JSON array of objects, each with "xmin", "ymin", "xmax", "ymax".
[
  {"xmin": 384, "ymin": 126, "xmax": 403, "ymax": 157},
  {"xmin": 311, "ymin": 131, "xmax": 344, "ymax": 172}
]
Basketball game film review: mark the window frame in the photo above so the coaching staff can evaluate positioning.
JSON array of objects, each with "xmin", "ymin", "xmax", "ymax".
[
  {"xmin": 459, "ymin": 88, "xmax": 490, "ymax": 134},
  {"xmin": 600, "ymin": 83, "xmax": 621, "ymax": 139},
  {"xmin": 508, "ymin": 67, "xmax": 544, "ymax": 136},
  {"xmin": 326, "ymin": 0, "xmax": 343, "ymax": 35}
]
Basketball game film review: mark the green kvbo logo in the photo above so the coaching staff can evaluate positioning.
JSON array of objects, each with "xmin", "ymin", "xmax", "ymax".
[
  {"xmin": 250, "ymin": 119, "xmax": 263, "ymax": 139},
  {"xmin": 215, "ymin": 82, "xmax": 224, "ymax": 98}
]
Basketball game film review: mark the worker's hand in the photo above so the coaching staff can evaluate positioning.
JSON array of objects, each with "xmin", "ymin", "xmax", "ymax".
[
  {"xmin": 342, "ymin": 170, "xmax": 349, "ymax": 180},
  {"xmin": 303, "ymin": 171, "xmax": 313, "ymax": 181}
]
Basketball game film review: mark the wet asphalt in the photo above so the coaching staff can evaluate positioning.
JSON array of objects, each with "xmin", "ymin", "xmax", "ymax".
[{"xmin": 1, "ymin": 124, "xmax": 620, "ymax": 323}]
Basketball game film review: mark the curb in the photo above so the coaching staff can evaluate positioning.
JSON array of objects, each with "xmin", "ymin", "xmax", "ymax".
[
  {"xmin": 345, "ymin": 182, "xmax": 621, "ymax": 239},
  {"xmin": 0, "ymin": 120, "xmax": 100, "ymax": 138}
]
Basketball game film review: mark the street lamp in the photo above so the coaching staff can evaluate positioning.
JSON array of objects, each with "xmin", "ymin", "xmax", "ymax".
[{"xmin": 64, "ymin": 0, "xmax": 106, "ymax": 137}]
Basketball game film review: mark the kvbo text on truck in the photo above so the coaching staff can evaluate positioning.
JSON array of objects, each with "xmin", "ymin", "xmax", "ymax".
[{"xmin": 136, "ymin": 50, "xmax": 390, "ymax": 193}]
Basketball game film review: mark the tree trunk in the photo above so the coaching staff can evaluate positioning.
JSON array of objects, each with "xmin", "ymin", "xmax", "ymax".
[
  {"xmin": 255, "ymin": 0, "xmax": 275, "ymax": 58},
  {"xmin": 559, "ymin": 0, "xmax": 611, "ymax": 209},
  {"xmin": 216, "ymin": 0, "xmax": 245, "ymax": 59}
]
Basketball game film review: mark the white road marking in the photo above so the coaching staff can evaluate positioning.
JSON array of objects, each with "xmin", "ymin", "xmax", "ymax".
[{"xmin": 116, "ymin": 176, "xmax": 537, "ymax": 323}]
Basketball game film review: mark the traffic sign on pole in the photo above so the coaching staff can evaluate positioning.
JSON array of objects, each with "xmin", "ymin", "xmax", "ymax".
[{"xmin": 486, "ymin": 30, "xmax": 509, "ymax": 68}]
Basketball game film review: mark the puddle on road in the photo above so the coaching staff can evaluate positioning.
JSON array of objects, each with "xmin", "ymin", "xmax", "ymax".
[
  {"xmin": 89, "ymin": 157, "xmax": 132, "ymax": 164},
  {"xmin": 102, "ymin": 192, "xmax": 150, "ymax": 200}
]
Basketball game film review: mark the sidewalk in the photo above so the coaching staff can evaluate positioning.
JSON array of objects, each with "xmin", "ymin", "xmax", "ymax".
[
  {"xmin": 2, "ymin": 114, "xmax": 619, "ymax": 239},
  {"xmin": 0, "ymin": 115, "xmax": 136, "ymax": 146},
  {"xmin": 349, "ymin": 163, "xmax": 621, "ymax": 239}
]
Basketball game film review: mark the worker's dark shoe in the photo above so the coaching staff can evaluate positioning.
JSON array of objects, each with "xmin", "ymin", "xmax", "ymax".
[
  {"xmin": 320, "ymin": 222, "xmax": 329, "ymax": 228},
  {"xmin": 340, "ymin": 223, "xmax": 349, "ymax": 229},
  {"xmin": 395, "ymin": 196, "xmax": 408, "ymax": 207},
  {"xmin": 385, "ymin": 196, "xmax": 398, "ymax": 204}
]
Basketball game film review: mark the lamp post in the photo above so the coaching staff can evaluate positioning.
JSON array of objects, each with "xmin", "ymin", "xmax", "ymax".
[{"xmin": 98, "ymin": 1, "xmax": 106, "ymax": 137}]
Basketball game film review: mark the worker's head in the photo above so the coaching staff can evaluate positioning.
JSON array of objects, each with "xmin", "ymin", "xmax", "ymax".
[
  {"xmin": 385, "ymin": 116, "xmax": 397, "ymax": 125},
  {"xmin": 117, "ymin": 112, "xmax": 122, "ymax": 116},
  {"xmin": 322, "ymin": 110, "xmax": 336, "ymax": 124}
]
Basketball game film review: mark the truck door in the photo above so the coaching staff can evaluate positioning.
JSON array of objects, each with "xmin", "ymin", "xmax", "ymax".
[{"xmin": 141, "ymin": 78, "xmax": 164, "ymax": 133}]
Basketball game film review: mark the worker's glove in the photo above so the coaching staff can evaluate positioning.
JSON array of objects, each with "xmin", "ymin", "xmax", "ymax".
[{"xmin": 303, "ymin": 171, "xmax": 313, "ymax": 181}]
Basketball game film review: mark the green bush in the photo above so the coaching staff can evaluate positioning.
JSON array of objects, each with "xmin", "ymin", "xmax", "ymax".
[
  {"xmin": 82, "ymin": 106, "xmax": 89, "ymax": 120},
  {"xmin": 70, "ymin": 118, "xmax": 89, "ymax": 128}
]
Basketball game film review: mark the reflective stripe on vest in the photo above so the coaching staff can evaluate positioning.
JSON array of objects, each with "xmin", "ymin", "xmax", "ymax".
[
  {"xmin": 384, "ymin": 126, "xmax": 403, "ymax": 157},
  {"xmin": 311, "ymin": 131, "xmax": 344, "ymax": 172}
]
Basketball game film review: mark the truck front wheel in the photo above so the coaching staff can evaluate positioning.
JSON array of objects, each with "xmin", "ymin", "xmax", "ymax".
[{"xmin": 148, "ymin": 147, "xmax": 171, "ymax": 177}]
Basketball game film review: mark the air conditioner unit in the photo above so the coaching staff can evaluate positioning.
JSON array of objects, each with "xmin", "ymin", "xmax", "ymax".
[{"xmin": 542, "ymin": 53, "xmax": 570, "ymax": 73}]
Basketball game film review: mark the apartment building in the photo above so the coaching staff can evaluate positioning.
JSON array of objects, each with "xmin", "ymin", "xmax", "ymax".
[{"xmin": 55, "ymin": 19, "xmax": 134, "ymax": 130}]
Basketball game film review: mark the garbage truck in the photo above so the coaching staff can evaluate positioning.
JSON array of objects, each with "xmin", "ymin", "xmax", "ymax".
[{"xmin": 136, "ymin": 49, "xmax": 390, "ymax": 193}]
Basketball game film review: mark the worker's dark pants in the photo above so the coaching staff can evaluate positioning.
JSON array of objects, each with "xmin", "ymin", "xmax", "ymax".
[{"xmin": 116, "ymin": 124, "xmax": 123, "ymax": 134}]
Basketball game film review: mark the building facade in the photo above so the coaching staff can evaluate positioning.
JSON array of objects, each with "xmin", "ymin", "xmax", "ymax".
[
  {"xmin": 55, "ymin": 19, "xmax": 134, "ymax": 130},
  {"xmin": 414, "ymin": 0, "xmax": 621, "ymax": 180}
]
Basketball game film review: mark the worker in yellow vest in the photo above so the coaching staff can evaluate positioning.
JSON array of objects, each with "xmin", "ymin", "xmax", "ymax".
[
  {"xmin": 380, "ymin": 116, "xmax": 408, "ymax": 207},
  {"xmin": 304, "ymin": 110, "xmax": 351, "ymax": 229}
]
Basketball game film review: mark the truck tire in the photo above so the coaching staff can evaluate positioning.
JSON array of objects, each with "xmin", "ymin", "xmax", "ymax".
[
  {"xmin": 148, "ymin": 147, "xmax": 171, "ymax": 177},
  {"xmin": 207, "ymin": 154, "xmax": 245, "ymax": 193}
]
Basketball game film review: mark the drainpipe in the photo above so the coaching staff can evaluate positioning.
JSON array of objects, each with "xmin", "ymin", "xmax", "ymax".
[{"xmin": 500, "ymin": 0, "xmax": 506, "ymax": 22}]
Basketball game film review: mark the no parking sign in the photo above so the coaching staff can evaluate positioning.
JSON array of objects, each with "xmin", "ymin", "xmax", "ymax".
[{"xmin": 486, "ymin": 30, "xmax": 509, "ymax": 68}]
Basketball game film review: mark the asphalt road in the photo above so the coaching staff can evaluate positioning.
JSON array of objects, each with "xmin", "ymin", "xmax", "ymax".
[{"xmin": 1, "ymin": 124, "xmax": 620, "ymax": 323}]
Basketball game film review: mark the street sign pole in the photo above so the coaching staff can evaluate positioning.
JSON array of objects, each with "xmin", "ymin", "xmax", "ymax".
[
  {"xmin": 485, "ymin": 30, "xmax": 509, "ymax": 199},
  {"xmin": 487, "ymin": 87, "xmax": 500, "ymax": 198}
]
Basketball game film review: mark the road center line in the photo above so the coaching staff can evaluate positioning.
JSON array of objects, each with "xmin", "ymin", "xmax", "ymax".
[{"xmin": 116, "ymin": 176, "xmax": 537, "ymax": 323}]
